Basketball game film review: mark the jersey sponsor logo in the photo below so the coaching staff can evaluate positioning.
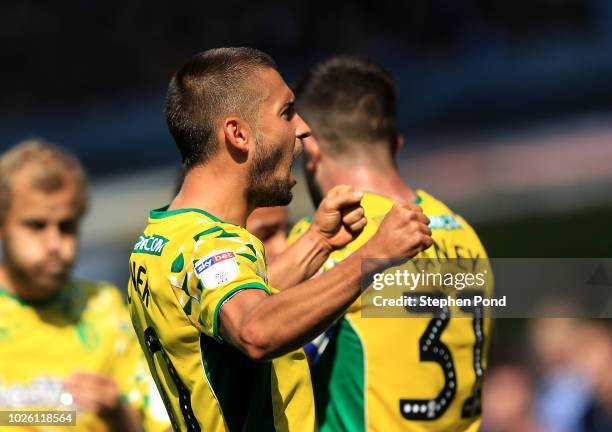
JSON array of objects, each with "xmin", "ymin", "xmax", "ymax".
[
  {"xmin": 429, "ymin": 215, "xmax": 462, "ymax": 230},
  {"xmin": 0, "ymin": 378, "xmax": 67, "ymax": 408},
  {"xmin": 194, "ymin": 249, "xmax": 239, "ymax": 288},
  {"xmin": 133, "ymin": 234, "xmax": 169, "ymax": 256}
]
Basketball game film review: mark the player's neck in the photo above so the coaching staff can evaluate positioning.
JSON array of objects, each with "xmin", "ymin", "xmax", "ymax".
[
  {"xmin": 170, "ymin": 164, "xmax": 249, "ymax": 226},
  {"xmin": 326, "ymin": 164, "xmax": 417, "ymax": 203}
]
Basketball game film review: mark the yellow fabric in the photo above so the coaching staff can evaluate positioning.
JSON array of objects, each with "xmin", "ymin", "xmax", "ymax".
[
  {"xmin": 0, "ymin": 280, "xmax": 169, "ymax": 432},
  {"xmin": 128, "ymin": 207, "xmax": 314, "ymax": 432},
  {"xmin": 287, "ymin": 190, "xmax": 492, "ymax": 432}
]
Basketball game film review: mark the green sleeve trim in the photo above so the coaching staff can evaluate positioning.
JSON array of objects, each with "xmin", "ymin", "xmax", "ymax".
[{"xmin": 211, "ymin": 282, "xmax": 271, "ymax": 342}]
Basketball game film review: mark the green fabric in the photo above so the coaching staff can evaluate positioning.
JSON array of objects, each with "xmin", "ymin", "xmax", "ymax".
[
  {"xmin": 193, "ymin": 226, "xmax": 241, "ymax": 241},
  {"xmin": 245, "ymin": 243, "xmax": 257, "ymax": 256},
  {"xmin": 211, "ymin": 283, "xmax": 271, "ymax": 342},
  {"xmin": 149, "ymin": 205, "xmax": 223, "ymax": 223},
  {"xmin": 171, "ymin": 253, "xmax": 184, "ymax": 273},
  {"xmin": 313, "ymin": 318, "xmax": 365, "ymax": 432},
  {"xmin": 75, "ymin": 320, "xmax": 101, "ymax": 351},
  {"xmin": 194, "ymin": 226, "xmax": 223, "ymax": 240},
  {"xmin": 199, "ymin": 335, "xmax": 275, "ymax": 431},
  {"xmin": 237, "ymin": 252, "xmax": 257, "ymax": 263},
  {"xmin": 132, "ymin": 234, "xmax": 169, "ymax": 256}
]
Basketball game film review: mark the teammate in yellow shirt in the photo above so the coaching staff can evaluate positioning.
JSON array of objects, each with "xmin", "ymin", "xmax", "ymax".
[
  {"xmin": 128, "ymin": 47, "xmax": 434, "ymax": 432},
  {"xmin": 0, "ymin": 140, "xmax": 170, "ymax": 432},
  {"xmin": 289, "ymin": 56, "xmax": 492, "ymax": 431}
]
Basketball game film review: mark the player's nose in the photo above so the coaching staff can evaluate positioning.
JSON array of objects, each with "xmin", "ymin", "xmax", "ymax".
[
  {"xmin": 44, "ymin": 225, "xmax": 62, "ymax": 253},
  {"xmin": 293, "ymin": 113, "xmax": 311, "ymax": 141}
]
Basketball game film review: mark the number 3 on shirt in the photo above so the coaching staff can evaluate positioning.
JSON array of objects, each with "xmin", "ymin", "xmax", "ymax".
[{"xmin": 400, "ymin": 293, "xmax": 485, "ymax": 421}]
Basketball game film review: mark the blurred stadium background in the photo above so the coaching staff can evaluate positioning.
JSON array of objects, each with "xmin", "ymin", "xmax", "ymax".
[{"xmin": 1, "ymin": 1, "xmax": 611, "ymax": 430}]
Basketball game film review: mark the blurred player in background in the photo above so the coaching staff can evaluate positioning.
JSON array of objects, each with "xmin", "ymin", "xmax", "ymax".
[
  {"xmin": 128, "ymin": 47, "xmax": 432, "ymax": 432},
  {"xmin": 246, "ymin": 206, "xmax": 288, "ymax": 264},
  {"xmin": 0, "ymin": 140, "xmax": 170, "ymax": 432},
  {"xmin": 481, "ymin": 363, "xmax": 542, "ymax": 432},
  {"xmin": 290, "ymin": 56, "xmax": 492, "ymax": 431},
  {"xmin": 529, "ymin": 318, "xmax": 612, "ymax": 432}
]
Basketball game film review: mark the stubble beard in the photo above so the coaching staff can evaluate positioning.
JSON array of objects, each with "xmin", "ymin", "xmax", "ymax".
[{"xmin": 246, "ymin": 132, "xmax": 294, "ymax": 208}]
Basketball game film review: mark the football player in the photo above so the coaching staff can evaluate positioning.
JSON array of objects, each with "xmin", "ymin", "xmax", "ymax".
[
  {"xmin": 290, "ymin": 56, "xmax": 492, "ymax": 431},
  {"xmin": 127, "ymin": 47, "xmax": 433, "ymax": 432},
  {"xmin": 0, "ymin": 139, "xmax": 170, "ymax": 431}
]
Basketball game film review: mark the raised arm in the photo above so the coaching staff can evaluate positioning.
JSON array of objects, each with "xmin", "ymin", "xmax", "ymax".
[{"xmin": 219, "ymin": 202, "xmax": 433, "ymax": 361}]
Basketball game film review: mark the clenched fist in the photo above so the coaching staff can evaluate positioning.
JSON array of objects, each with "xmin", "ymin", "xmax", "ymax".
[
  {"xmin": 365, "ymin": 202, "xmax": 433, "ymax": 260},
  {"xmin": 310, "ymin": 185, "xmax": 367, "ymax": 250}
]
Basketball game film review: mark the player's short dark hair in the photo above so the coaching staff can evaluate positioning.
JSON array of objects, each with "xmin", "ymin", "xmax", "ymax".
[
  {"xmin": 165, "ymin": 47, "xmax": 277, "ymax": 168},
  {"xmin": 295, "ymin": 56, "xmax": 398, "ymax": 156}
]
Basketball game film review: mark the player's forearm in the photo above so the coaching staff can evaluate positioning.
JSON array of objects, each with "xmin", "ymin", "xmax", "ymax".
[
  {"xmin": 223, "ymin": 202, "xmax": 432, "ymax": 362},
  {"xmin": 267, "ymin": 228, "xmax": 332, "ymax": 290},
  {"xmin": 238, "ymin": 247, "xmax": 373, "ymax": 360}
]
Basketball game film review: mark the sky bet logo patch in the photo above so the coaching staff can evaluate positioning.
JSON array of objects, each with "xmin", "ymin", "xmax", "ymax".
[{"xmin": 195, "ymin": 250, "xmax": 239, "ymax": 289}]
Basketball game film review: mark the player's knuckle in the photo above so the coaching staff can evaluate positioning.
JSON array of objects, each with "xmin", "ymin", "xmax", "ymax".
[{"xmin": 409, "ymin": 220, "xmax": 421, "ymax": 231}]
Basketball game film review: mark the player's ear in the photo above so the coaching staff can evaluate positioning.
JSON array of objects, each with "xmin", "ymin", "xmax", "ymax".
[
  {"xmin": 302, "ymin": 135, "xmax": 320, "ymax": 172},
  {"xmin": 222, "ymin": 117, "xmax": 252, "ymax": 154},
  {"xmin": 392, "ymin": 135, "xmax": 404, "ymax": 156}
]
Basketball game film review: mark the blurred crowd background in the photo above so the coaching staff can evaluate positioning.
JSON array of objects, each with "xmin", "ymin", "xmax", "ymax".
[{"xmin": 1, "ymin": 1, "xmax": 611, "ymax": 431}]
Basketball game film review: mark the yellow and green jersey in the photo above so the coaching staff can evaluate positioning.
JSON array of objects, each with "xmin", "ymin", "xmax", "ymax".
[
  {"xmin": 288, "ymin": 190, "xmax": 492, "ymax": 432},
  {"xmin": 128, "ymin": 206, "xmax": 315, "ymax": 432},
  {"xmin": 0, "ymin": 280, "xmax": 169, "ymax": 432}
]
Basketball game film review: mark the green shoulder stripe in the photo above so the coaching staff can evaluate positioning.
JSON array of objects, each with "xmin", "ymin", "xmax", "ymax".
[
  {"xmin": 194, "ymin": 226, "xmax": 241, "ymax": 241},
  {"xmin": 237, "ymin": 252, "xmax": 257, "ymax": 263},
  {"xmin": 245, "ymin": 243, "xmax": 257, "ymax": 256},
  {"xmin": 194, "ymin": 226, "xmax": 223, "ymax": 240},
  {"xmin": 217, "ymin": 230, "xmax": 240, "ymax": 238}
]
